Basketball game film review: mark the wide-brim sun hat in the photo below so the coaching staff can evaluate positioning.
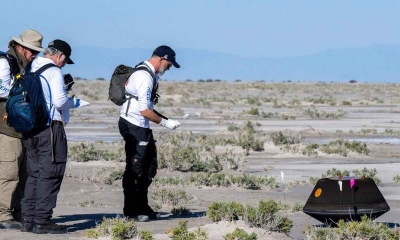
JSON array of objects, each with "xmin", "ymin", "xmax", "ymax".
[{"xmin": 12, "ymin": 29, "xmax": 44, "ymax": 52}]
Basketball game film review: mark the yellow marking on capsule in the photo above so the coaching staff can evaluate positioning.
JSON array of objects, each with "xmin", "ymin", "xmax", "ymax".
[{"xmin": 315, "ymin": 188, "xmax": 322, "ymax": 198}]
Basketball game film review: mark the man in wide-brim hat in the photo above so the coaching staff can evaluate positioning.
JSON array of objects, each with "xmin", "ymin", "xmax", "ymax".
[{"xmin": 0, "ymin": 29, "xmax": 44, "ymax": 230}]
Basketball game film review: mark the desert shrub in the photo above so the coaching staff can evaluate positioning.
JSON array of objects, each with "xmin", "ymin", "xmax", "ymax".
[
  {"xmin": 235, "ymin": 121, "xmax": 264, "ymax": 151},
  {"xmin": 168, "ymin": 220, "xmax": 208, "ymax": 240},
  {"xmin": 393, "ymin": 174, "xmax": 400, "ymax": 183},
  {"xmin": 247, "ymin": 107, "xmax": 260, "ymax": 115},
  {"xmin": 341, "ymin": 100, "xmax": 352, "ymax": 106},
  {"xmin": 86, "ymin": 216, "xmax": 137, "ymax": 240},
  {"xmin": 384, "ymin": 128, "xmax": 400, "ymax": 135},
  {"xmin": 187, "ymin": 173, "xmax": 278, "ymax": 190},
  {"xmin": 231, "ymin": 173, "xmax": 278, "ymax": 190},
  {"xmin": 151, "ymin": 187, "xmax": 192, "ymax": 207},
  {"xmin": 269, "ymin": 131, "xmax": 303, "ymax": 146},
  {"xmin": 304, "ymin": 106, "xmax": 346, "ymax": 119},
  {"xmin": 304, "ymin": 215, "xmax": 399, "ymax": 240},
  {"xmin": 154, "ymin": 173, "xmax": 278, "ymax": 190},
  {"xmin": 171, "ymin": 207, "xmax": 191, "ymax": 216},
  {"xmin": 158, "ymin": 131, "xmax": 246, "ymax": 172},
  {"xmin": 207, "ymin": 200, "xmax": 292, "ymax": 234},
  {"xmin": 153, "ymin": 176, "xmax": 185, "ymax": 186},
  {"xmin": 207, "ymin": 202, "xmax": 245, "ymax": 222},
  {"xmin": 261, "ymin": 111, "xmax": 296, "ymax": 120},
  {"xmin": 79, "ymin": 200, "xmax": 95, "ymax": 207},
  {"xmin": 320, "ymin": 139, "xmax": 369, "ymax": 156},
  {"xmin": 69, "ymin": 142, "xmax": 100, "ymax": 161},
  {"xmin": 138, "ymin": 230, "xmax": 154, "ymax": 240},
  {"xmin": 101, "ymin": 146, "xmax": 125, "ymax": 161},
  {"xmin": 352, "ymin": 167, "xmax": 381, "ymax": 185},
  {"xmin": 303, "ymin": 97, "xmax": 336, "ymax": 105},
  {"xmin": 223, "ymin": 228, "xmax": 257, "ymax": 240},
  {"xmin": 86, "ymin": 167, "xmax": 125, "ymax": 185},
  {"xmin": 227, "ymin": 124, "xmax": 240, "ymax": 132},
  {"xmin": 302, "ymin": 143, "xmax": 319, "ymax": 156},
  {"xmin": 308, "ymin": 176, "xmax": 319, "ymax": 185},
  {"xmin": 247, "ymin": 97, "xmax": 261, "ymax": 106},
  {"xmin": 290, "ymin": 202, "xmax": 304, "ymax": 212},
  {"xmin": 358, "ymin": 128, "xmax": 378, "ymax": 135},
  {"xmin": 322, "ymin": 168, "xmax": 351, "ymax": 178},
  {"xmin": 214, "ymin": 121, "xmax": 265, "ymax": 152},
  {"xmin": 69, "ymin": 143, "xmax": 125, "ymax": 162},
  {"xmin": 104, "ymin": 169, "xmax": 124, "ymax": 185},
  {"xmin": 316, "ymin": 167, "xmax": 381, "ymax": 185}
]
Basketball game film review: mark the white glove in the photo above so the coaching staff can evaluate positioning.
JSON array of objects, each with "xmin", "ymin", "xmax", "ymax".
[{"xmin": 160, "ymin": 118, "xmax": 181, "ymax": 130}]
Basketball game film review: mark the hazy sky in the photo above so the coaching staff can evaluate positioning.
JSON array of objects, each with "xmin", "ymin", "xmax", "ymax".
[{"xmin": 2, "ymin": 0, "xmax": 399, "ymax": 58}]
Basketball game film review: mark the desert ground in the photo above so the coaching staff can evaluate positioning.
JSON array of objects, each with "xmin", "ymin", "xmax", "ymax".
[{"xmin": 1, "ymin": 80, "xmax": 400, "ymax": 240}]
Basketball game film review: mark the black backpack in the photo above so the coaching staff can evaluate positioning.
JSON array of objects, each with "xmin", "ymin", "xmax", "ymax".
[
  {"xmin": 5, "ymin": 63, "xmax": 56, "ymax": 133},
  {"xmin": 108, "ymin": 63, "xmax": 158, "ymax": 106}
]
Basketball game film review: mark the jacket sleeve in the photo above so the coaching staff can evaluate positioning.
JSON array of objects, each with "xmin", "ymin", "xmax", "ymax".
[
  {"xmin": 0, "ymin": 59, "xmax": 12, "ymax": 98},
  {"xmin": 47, "ymin": 69, "xmax": 73, "ymax": 110}
]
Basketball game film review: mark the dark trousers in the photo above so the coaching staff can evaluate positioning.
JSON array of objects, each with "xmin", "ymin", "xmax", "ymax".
[
  {"xmin": 21, "ymin": 123, "xmax": 67, "ymax": 225},
  {"xmin": 118, "ymin": 117, "xmax": 157, "ymax": 216}
]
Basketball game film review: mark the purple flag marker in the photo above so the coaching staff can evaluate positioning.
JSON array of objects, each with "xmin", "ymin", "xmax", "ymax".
[{"xmin": 350, "ymin": 179, "xmax": 355, "ymax": 188}]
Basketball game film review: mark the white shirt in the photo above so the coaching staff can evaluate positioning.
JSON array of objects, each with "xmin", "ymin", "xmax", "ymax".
[
  {"xmin": 120, "ymin": 61, "xmax": 159, "ymax": 128},
  {"xmin": 30, "ymin": 56, "xmax": 74, "ymax": 124},
  {"xmin": 0, "ymin": 58, "xmax": 13, "ymax": 98}
]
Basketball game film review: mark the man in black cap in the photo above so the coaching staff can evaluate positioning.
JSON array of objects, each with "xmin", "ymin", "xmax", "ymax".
[
  {"xmin": 118, "ymin": 45, "xmax": 181, "ymax": 222},
  {"xmin": 20, "ymin": 39, "xmax": 75, "ymax": 234}
]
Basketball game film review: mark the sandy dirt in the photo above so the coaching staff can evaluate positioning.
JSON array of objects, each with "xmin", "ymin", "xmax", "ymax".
[{"xmin": 1, "ymin": 81, "xmax": 400, "ymax": 240}]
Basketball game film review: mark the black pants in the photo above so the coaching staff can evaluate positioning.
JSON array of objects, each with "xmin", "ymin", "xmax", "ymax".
[
  {"xmin": 21, "ymin": 123, "xmax": 67, "ymax": 225},
  {"xmin": 118, "ymin": 117, "xmax": 157, "ymax": 216}
]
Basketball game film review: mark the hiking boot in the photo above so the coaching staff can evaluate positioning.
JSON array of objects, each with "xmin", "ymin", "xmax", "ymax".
[
  {"xmin": 140, "ymin": 206, "xmax": 160, "ymax": 220},
  {"xmin": 32, "ymin": 221, "xmax": 67, "ymax": 234},
  {"xmin": 125, "ymin": 215, "xmax": 149, "ymax": 222},
  {"xmin": 20, "ymin": 219, "xmax": 33, "ymax": 232},
  {"xmin": 147, "ymin": 211, "xmax": 161, "ymax": 220},
  {"xmin": 0, "ymin": 219, "xmax": 21, "ymax": 230}
]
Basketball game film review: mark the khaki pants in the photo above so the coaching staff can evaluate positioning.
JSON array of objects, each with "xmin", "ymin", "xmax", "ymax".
[{"xmin": 0, "ymin": 133, "xmax": 26, "ymax": 221}]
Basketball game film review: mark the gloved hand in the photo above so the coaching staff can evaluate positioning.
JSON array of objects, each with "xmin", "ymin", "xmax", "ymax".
[{"xmin": 159, "ymin": 118, "xmax": 181, "ymax": 130}]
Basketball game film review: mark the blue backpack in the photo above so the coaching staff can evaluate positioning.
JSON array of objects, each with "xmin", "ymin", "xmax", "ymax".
[{"xmin": 5, "ymin": 63, "xmax": 56, "ymax": 133}]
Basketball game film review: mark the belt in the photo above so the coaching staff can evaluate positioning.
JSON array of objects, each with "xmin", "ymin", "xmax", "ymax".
[
  {"xmin": 0, "ymin": 98, "xmax": 6, "ymax": 102},
  {"xmin": 51, "ymin": 120, "xmax": 63, "ymax": 125}
]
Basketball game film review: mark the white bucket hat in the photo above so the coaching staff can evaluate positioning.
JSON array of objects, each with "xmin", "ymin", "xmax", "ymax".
[{"xmin": 12, "ymin": 29, "xmax": 44, "ymax": 52}]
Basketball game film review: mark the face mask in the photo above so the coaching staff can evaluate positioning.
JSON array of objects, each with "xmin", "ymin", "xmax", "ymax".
[{"xmin": 157, "ymin": 66, "xmax": 165, "ymax": 76}]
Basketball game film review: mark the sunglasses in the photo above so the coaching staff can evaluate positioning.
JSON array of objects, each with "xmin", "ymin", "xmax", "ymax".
[
  {"xmin": 23, "ymin": 46, "xmax": 40, "ymax": 56},
  {"xmin": 161, "ymin": 57, "xmax": 172, "ymax": 68}
]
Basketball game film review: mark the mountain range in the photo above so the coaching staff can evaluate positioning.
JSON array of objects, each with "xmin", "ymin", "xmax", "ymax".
[{"xmin": 63, "ymin": 44, "xmax": 400, "ymax": 82}]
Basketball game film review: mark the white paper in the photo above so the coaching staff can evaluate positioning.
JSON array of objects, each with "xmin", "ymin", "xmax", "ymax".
[
  {"xmin": 71, "ymin": 98, "xmax": 90, "ymax": 109},
  {"xmin": 281, "ymin": 171, "xmax": 284, "ymax": 182}
]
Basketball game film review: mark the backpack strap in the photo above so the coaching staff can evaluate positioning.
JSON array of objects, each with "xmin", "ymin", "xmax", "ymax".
[
  {"xmin": 125, "ymin": 63, "xmax": 157, "ymax": 117},
  {"xmin": 29, "ymin": 63, "xmax": 59, "ymax": 122},
  {"xmin": 29, "ymin": 63, "xmax": 58, "ymax": 75}
]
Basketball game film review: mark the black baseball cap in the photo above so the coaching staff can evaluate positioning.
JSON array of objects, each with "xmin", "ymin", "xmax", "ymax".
[
  {"xmin": 153, "ymin": 45, "xmax": 180, "ymax": 68},
  {"xmin": 48, "ymin": 39, "xmax": 74, "ymax": 64}
]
